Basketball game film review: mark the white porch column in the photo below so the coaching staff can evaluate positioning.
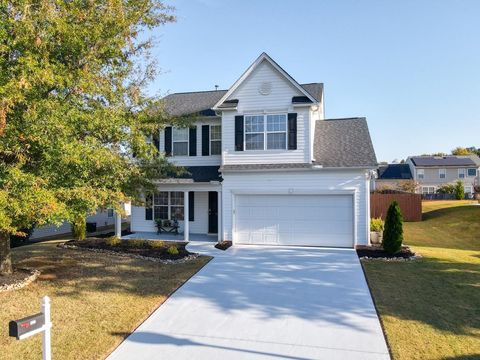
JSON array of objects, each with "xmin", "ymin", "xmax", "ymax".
[
  {"xmin": 114, "ymin": 211, "xmax": 122, "ymax": 238},
  {"xmin": 217, "ymin": 191, "xmax": 222, "ymax": 242},
  {"xmin": 184, "ymin": 191, "xmax": 189, "ymax": 242}
]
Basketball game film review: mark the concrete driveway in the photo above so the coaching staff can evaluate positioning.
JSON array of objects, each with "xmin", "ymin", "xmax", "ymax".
[{"xmin": 107, "ymin": 244, "xmax": 390, "ymax": 360}]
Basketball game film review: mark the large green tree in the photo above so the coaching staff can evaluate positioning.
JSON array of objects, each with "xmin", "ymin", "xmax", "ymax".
[{"xmin": 0, "ymin": 0, "xmax": 178, "ymax": 274}]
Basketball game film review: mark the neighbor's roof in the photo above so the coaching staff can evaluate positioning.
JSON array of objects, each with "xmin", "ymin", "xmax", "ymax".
[
  {"xmin": 161, "ymin": 83, "xmax": 323, "ymax": 117},
  {"xmin": 312, "ymin": 118, "xmax": 378, "ymax": 168},
  {"xmin": 377, "ymin": 164, "xmax": 412, "ymax": 180},
  {"xmin": 410, "ymin": 155, "xmax": 480, "ymax": 167}
]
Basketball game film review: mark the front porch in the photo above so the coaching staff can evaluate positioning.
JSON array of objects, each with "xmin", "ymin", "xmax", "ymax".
[
  {"xmin": 121, "ymin": 181, "xmax": 223, "ymax": 243},
  {"xmin": 123, "ymin": 232, "xmax": 217, "ymax": 242}
]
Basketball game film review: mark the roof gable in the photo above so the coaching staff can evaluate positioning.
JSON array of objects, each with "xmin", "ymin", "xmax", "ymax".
[{"xmin": 213, "ymin": 53, "xmax": 318, "ymax": 109}]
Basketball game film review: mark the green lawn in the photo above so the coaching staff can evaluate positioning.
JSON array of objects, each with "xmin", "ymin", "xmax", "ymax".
[
  {"xmin": 363, "ymin": 200, "xmax": 480, "ymax": 360},
  {"xmin": 0, "ymin": 240, "xmax": 210, "ymax": 360}
]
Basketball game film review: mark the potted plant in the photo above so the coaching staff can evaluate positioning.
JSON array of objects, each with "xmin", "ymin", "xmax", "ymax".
[{"xmin": 370, "ymin": 217, "xmax": 384, "ymax": 245}]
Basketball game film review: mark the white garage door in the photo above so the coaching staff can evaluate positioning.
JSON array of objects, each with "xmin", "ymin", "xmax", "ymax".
[{"xmin": 235, "ymin": 194, "xmax": 354, "ymax": 247}]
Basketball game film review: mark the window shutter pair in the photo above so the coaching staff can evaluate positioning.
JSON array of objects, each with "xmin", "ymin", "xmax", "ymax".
[
  {"xmin": 164, "ymin": 126, "xmax": 197, "ymax": 156},
  {"xmin": 233, "ymin": 113, "xmax": 297, "ymax": 151}
]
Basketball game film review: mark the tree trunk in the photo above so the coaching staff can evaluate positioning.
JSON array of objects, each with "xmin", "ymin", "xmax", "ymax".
[{"xmin": 0, "ymin": 231, "xmax": 12, "ymax": 275}]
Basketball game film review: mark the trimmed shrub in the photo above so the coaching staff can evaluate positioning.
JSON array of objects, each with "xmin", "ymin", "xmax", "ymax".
[
  {"xmin": 382, "ymin": 201, "xmax": 404, "ymax": 254},
  {"xmin": 125, "ymin": 239, "xmax": 147, "ymax": 248},
  {"xmin": 370, "ymin": 218, "xmax": 384, "ymax": 232},
  {"xmin": 148, "ymin": 240, "xmax": 166, "ymax": 248},
  {"xmin": 455, "ymin": 180, "xmax": 465, "ymax": 200},
  {"xmin": 105, "ymin": 236, "xmax": 121, "ymax": 247},
  {"xmin": 167, "ymin": 245, "xmax": 179, "ymax": 255},
  {"xmin": 71, "ymin": 216, "xmax": 86, "ymax": 240}
]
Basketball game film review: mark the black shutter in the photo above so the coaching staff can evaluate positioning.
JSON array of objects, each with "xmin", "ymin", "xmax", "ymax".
[
  {"xmin": 287, "ymin": 113, "xmax": 297, "ymax": 150},
  {"xmin": 235, "ymin": 115, "xmax": 244, "ymax": 151},
  {"xmin": 188, "ymin": 192, "xmax": 195, "ymax": 221},
  {"xmin": 164, "ymin": 127, "xmax": 172, "ymax": 156},
  {"xmin": 189, "ymin": 127, "xmax": 197, "ymax": 156},
  {"xmin": 202, "ymin": 125, "xmax": 210, "ymax": 156},
  {"xmin": 153, "ymin": 131, "xmax": 160, "ymax": 152},
  {"xmin": 145, "ymin": 193, "xmax": 153, "ymax": 220}
]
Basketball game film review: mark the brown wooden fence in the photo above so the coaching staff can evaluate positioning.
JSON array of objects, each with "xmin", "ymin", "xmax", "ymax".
[{"xmin": 370, "ymin": 193, "xmax": 422, "ymax": 222}]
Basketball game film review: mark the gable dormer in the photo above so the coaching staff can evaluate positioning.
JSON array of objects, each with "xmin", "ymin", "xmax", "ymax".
[{"xmin": 213, "ymin": 53, "xmax": 323, "ymax": 166}]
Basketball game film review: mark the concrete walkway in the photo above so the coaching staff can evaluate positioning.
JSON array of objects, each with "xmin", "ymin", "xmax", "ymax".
[{"xmin": 107, "ymin": 244, "xmax": 390, "ymax": 360}]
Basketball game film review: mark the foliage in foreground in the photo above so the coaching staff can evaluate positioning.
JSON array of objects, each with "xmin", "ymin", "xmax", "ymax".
[{"xmin": 0, "ymin": 1, "xmax": 181, "ymax": 272}]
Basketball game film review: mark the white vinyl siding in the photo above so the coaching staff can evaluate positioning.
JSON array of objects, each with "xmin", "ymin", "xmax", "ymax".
[
  {"xmin": 221, "ymin": 169, "xmax": 370, "ymax": 246},
  {"xmin": 221, "ymin": 60, "xmax": 311, "ymax": 165}
]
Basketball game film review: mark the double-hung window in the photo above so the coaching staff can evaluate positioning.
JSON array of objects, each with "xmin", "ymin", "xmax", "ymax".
[
  {"xmin": 153, "ymin": 192, "xmax": 184, "ymax": 221},
  {"xmin": 172, "ymin": 128, "xmax": 189, "ymax": 156},
  {"xmin": 244, "ymin": 114, "xmax": 287, "ymax": 150},
  {"xmin": 422, "ymin": 186, "xmax": 435, "ymax": 194},
  {"xmin": 417, "ymin": 169, "xmax": 424, "ymax": 180},
  {"xmin": 467, "ymin": 168, "xmax": 477, "ymax": 177},
  {"xmin": 210, "ymin": 125, "xmax": 222, "ymax": 155},
  {"xmin": 439, "ymin": 168, "xmax": 446, "ymax": 179},
  {"xmin": 458, "ymin": 168, "xmax": 466, "ymax": 178}
]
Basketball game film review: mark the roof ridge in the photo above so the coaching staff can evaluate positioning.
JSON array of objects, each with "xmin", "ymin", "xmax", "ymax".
[
  {"xmin": 164, "ymin": 89, "xmax": 228, "ymax": 96},
  {"xmin": 320, "ymin": 117, "xmax": 366, "ymax": 122}
]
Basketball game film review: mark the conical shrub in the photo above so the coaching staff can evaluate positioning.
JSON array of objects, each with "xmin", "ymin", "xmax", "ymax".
[{"xmin": 382, "ymin": 201, "xmax": 403, "ymax": 254}]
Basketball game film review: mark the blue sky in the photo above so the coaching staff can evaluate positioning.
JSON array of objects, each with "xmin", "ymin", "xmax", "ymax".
[{"xmin": 146, "ymin": 0, "xmax": 480, "ymax": 162}]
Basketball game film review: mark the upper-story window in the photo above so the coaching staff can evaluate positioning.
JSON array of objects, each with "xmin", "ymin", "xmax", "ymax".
[
  {"xmin": 417, "ymin": 169, "xmax": 424, "ymax": 179},
  {"xmin": 439, "ymin": 168, "xmax": 446, "ymax": 179},
  {"xmin": 244, "ymin": 114, "xmax": 287, "ymax": 150},
  {"xmin": 172, "ymin": 128, "xmax": 189, "ymax": 156},
  {"xmin": 210, "ymin": 125, "xmax": 221, "ymax": 155},
  {"xmin": 458, "ymin": 168, "xmax": 466, "ymax": 178},
  {"xmin": 467, "ymin": 168, "xmax": 477, "ymax": 177}
]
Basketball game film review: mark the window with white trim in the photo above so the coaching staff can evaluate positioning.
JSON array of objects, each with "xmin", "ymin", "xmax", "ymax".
[
  {"xmin": 464, "ymin": 185, "xmax": 473, "ymax": 194},
  {"xmin": 458, "ymin": 168, "xmax": 466, "ymax": 178},
  {"xmin": 422, "ymin": 186, "xmax": 435, "ymax": 194},
  {"xmin": 417, "ymin": 169, "xmax": 424, "ymax": 180},
  {"xmin": 172, "ymin": 128, "xmax": 189, "ymax": 156},
  {"xmin": 467, "ymin": 168, "xmax": 477, "ymax": 177},
  {"xmin": 439, "ymin": 168, "xmax": 446, "ymax": 179},
  {"xmin": 210, "ymin": 125, "xmax": 221, "ymax": 155},
  {"xmin": 153, "ymin": 191, "xmax": 184, "ymax": 220},
  {"xmin": 244, "ymin": 114, "xmax": 287, "ymax": 150}
]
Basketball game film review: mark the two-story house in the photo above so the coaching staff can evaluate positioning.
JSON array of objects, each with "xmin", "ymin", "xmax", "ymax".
[
  {"xmin": 406, "ymin": 155, "xmax": 480, "ymax": 195},
  {"xmin": 130, "ymin": 53, "xmax": 377, "ymax": 248}
]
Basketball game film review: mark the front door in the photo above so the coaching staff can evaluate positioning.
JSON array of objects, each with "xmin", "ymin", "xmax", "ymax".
[{"xmin": 208, "ymin": 191, "xmax": 218, "ymax": 234}]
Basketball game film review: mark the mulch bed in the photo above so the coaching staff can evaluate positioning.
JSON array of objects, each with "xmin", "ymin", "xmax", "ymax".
[
  {"xmin": 356, "ymin": 245, "xmax": 420, "ymax": 261},
  {"xmin": 0, "ymin": 268, "xmax": 41, "ymax": 292},
  {"xmin": 63, "ymin": 238, "xmax": 192, "ymax": 261},
  {"xmin": 214, "ymin": 241, "xmax": 232, "ymax": 251},
  {"xmin": 94, "ymin": 230, "xmax": 133, "ymax": 238}
]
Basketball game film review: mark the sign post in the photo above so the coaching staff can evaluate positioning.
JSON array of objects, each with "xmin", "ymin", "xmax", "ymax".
[{"xmin": 9, "ymin": 296, "xmax": 52, "ymax": 360}]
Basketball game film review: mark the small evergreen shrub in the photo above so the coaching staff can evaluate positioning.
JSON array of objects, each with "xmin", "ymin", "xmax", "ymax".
[
  {"xmin": 125, "ymin": 239, "xmax": 147, "ymax": 248},
  {"xmin": 71, "ymin": 216, "xmax": 86, "ymax": 240},
  {"xmin": 148, "ymin": 240, "xmax": 166, "ymax": 248},
  {"xmin": 105, "ymin": 236, "xmax": 121, "ymax": 247},
  {"xmin": 382, "ymin": 201, "xmax": 403, "ymax": 254},
  {"xmin": 167, "ymin": 245, "xmax": 179, "ymax": 255},
  {"xmin": 454, "ymin": 180, "xmax": 465, "ymax": 200},
  {"xmin": 370, "ymin": 218, "xmax": 384, "ymax": 232}
]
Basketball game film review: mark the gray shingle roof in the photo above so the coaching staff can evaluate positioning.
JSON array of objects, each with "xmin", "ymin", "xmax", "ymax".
[
  {"xmin": 162, "ymin": 83, "xmax": 323, "ymax": 116},
  {"xmin": 179, "ymin": 166, "xmax": 221, "ymax": 182},
  {"xmin": 410, "ymin": 155, "xmax": 480, "ymax": 167},
  {"xmin": 313, "ymin": 118, "xmax": 377, "ymax": 168}
]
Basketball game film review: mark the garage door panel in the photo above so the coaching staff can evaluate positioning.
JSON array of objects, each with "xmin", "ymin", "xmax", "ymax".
[{"xmin": 235, "ymin": 194, "xmax": 353, "ymax": 247}]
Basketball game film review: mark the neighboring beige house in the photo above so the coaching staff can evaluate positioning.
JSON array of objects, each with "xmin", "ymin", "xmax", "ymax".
[
  {"xmin": 373, "ymin": 163, "xmax": 413, "ymax": 191},
  {"xmin": 406, "ymin": 155, "xmax": 480, "ymax": 195}
]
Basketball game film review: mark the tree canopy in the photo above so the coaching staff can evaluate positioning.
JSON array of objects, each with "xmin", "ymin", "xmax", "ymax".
[{"xmin": 0, "ymin": 0, "xmax": 178, "ymax": 272}]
